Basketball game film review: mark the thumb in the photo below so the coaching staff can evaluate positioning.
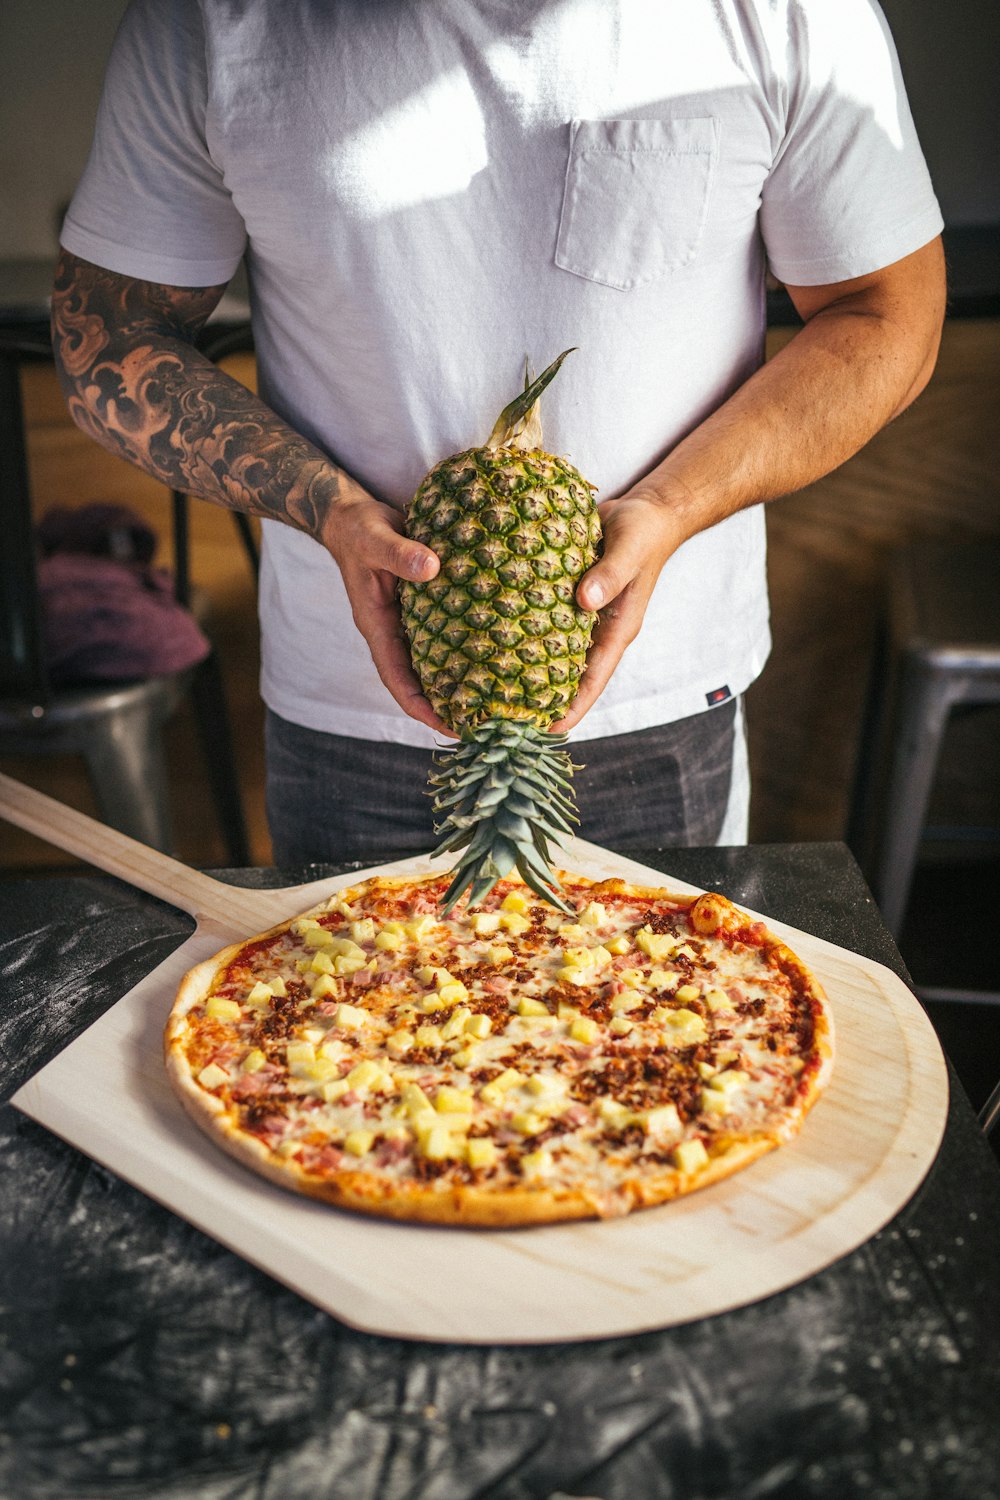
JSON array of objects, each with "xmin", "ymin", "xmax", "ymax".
[{"xmin": 353, "ymin": 506, "xmax": 440, "ymax": 583}]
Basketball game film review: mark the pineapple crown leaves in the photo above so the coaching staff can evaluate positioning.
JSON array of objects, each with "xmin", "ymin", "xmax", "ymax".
[
  {"xmin": 485, "ymin": 348, "xmax": 576, "ymax": 453},
  {"xmin": 429, "ymin": 718, "xmax": 579, "ymax": 914}
]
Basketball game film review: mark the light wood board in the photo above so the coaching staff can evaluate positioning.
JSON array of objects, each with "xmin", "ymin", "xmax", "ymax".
[{"xmin": 0, "ymin": 773, "xmax": 949, "ymax": 1344}]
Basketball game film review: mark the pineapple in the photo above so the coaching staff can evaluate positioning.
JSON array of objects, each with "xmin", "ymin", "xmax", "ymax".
[{"xmin": 400, "ymin": 350, "xmax": 602, "ymax": 913}]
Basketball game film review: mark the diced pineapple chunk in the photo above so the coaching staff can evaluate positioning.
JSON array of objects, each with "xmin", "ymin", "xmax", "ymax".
[
  {"xmin": 579, "ymin": 901, "xmax": 608, "ymax": 928},
  {"xmin": 488, "ymin": 944, "xmax": 514, "ymax": 965},
  {"xmin": 464, "ymin": 1013, "xmax": 491, "ymax": 1039},
  {"xmin": 499, "ymin": 910, "xmax": 531, "ymax": 936},
  {"xmin": 321, "ymin": 1078, "xmax": 350, "ymax": 1103},
  {"xmin": 346, "ymin": 1059, "xmax": 383, "ymax": 1091},
  {"xmin": 570, "ymin": 1015, "xmax": 600, "ymax": 1044},
  {"xmin": 511, "ymin": 1111, "xmax": 546, "ymax": 1135},
  {"xmin": 557, "ymin": 1002, "xmax": 580, "ymax": 1020},
  {"xmin": 527, "ymin": 1072, "xmax": 566, "ymax": 1097},
  {"xmin": 333, "ymin": 954, "xmax": 367, "ymax": 976},
  {"xmin": 635, "ymin": 928, "xmax": 676, "ymax": 960},
  {"xmin": 310, "ymin": 973, "xmax": 340, "ymax": 1002},
  {"xmin": 604, "ymin": 934, "xmax": 631, "ymax": 956},
  {"xmin": 310, "ymin": 950, "xmax": 335, "ymax": 976},
  {"xmin": 334, "ymin": 1002, "xmax": 368, "ymax": 1030},
  {"xmin": 704, "ymin": 987, "xmax": 731, "ymax": 1011},
  {"xmin": 441, "ymin": 1006, "xmax": 473, "ymax": 1041},
  {"xmin": 344, "ymin": 1129, "xmax": 375, "ymax": 1157},
  {"xmin": 417, "ymin": 964, "xmax": 447, "ymax": 986},
  {"xmin": 286, "ymin": 1040, "xmax": 316, "ymax": 1068},
  {"xmin": 242, "ymin": 1048, "xmax": 267, "ymax": 1073},
  {"xmin": 675, "ymin": 983, "xmax": 701, "ymax": 1003},
  {"xmin": 402, "ymin": 1083, "xmax": 432, "ymax": 1117},
  {"xmin": 561, "ymin": 945, "xmax": 594, "ymax": 970},
  {"xmin": 435, "ymin": 1085, "xmax": 474, "ymax": 1114},
  {"xmin": 330, "ymin": 937, "xmax": 366, "ymax": 961},
  {"xmin": 558, "ymin": 967, "xmax": 593, "ymax": 988},
  {"xmin": 479, "ymin": 1068, "xmax": 523, "ymax": 1106},
  {"xmin": 269, "ymin": 975, "xmax": 287, "ymax": 998},
  {"xmin": 698, "ymin": 1060, "xmax": 719, "ymax": 1080},
  {"xmin": 609, "ymin": 1016, "xmax": 634, "ymax": 1036},
  {"xmin": 302, "ymin": 925, "xmax": 335, "ymax": 950},
  {"xmin": 701, "ymin": 1088, "xmax": 729, "ymax": 1115},
  {"xmin": 662, "ymin": 1008, "xmax": 708, "ymax": 1046},
  {"xmin": 418, "ymin": 1124, "xmax": 458, "ymax": 1160},
  {"xmin": 672, "ymin": 1138, "xmax": 710, "ymax": 1174},
  {"xmin": 300, "ymin": 1056, "xmax": 340, "ymax": 1083},
  {"xmin": 522, "ymin": 1148, "xmax": 553, "ymax": 1177},
  {"xmin": 451, "ymin": 1044, "xmax": 480, "ymax": 1068},
  {"xmin": 325, "ymin": 896, "xmax": 356, "ymax": 918},
  {"xmin": 350, "ymin": 918, "xmax": 376, "ymax": 945},
  {"xmin": 610, "ymin": 988, "xmax": 644, "ymax": 1014},
  {"xmin": 517, "ymin": 996, "xmax": 550, "ymax": 1018},
  {"xmin": 643, "ymin": 1104, "xmax": 682, "ymax": 1136},
  {"xmin": 717, "ymin": 1048, "xmax": 740, "ymax": 1068},
  {"xmin": 437, "ymin": 980, "xmax": 470, "ymax": 1009},
  {"xmin": 319, "ymin": 1037, "xmax": 346, "ymax": 1061},
  {"xmin": 557, "ymin": 923, "xmax": 590, "ymax": 942},
  {"xmin": 619, "ymin": 967, "xmax": 644, "ymax": 986},
  {"xmin": 500, "ymin": 891, "xmax": 530, "ymax": 914},
  {"xmin": 403, "ymin": 916, "xmax": 432, "ymax": 940},
  {"xmin": 375, "ymin": 930, "xmax": 404, "ymax": 952},
  {"xmin": 471, "ymin": 911, "xmax": 501, "ymax": 936},
  {"xmin": 466, "ymin": 1137, "xmax": 498, "ymax": 1170},
  {"xmin": 245, "ymin": 981, "xmax": 273, "ymax": 1006},
  {"xmin": 597, "ymin": 1097, "xmax": 633, "ymax": 1129},
  {"xmin": 707, "ymin": 1068, "xmax": 749, "ymax": 1095},
  {"xmin": 414, "ymin": 1024, "xmax": 443, "ymax": 1048},
  {"xmin": 386, "ymin": 1028, "xmax": 414, "ymax": 1058},
  {"xmin": 648, "ymin": 968, "xmax": 680, "ymax": 992},
  {"xmin": 197, "ymin": 1062, "xmax": 229, "ymax": 1089},
  {"xmin": 206, "ymin": 996, "xmax": 241, "ymax": 1021}
]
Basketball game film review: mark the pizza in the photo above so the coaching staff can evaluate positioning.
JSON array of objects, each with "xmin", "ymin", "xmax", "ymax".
[{"xmin": 164, "ymin": 872, "xmax": 833, "ymax": 1225}]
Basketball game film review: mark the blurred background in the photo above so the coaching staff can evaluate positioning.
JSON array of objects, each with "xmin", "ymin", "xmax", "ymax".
[{"xmin": 1, "ymin": 0, "xmax": 998, "ymax": 1102}]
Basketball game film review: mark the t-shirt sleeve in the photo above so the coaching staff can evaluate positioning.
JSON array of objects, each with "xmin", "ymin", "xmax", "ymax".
[
  {"xmin": 61, "ymin": 0, "xmax": 246, "ymax": 287},
  {"xmin": 760, "ymin": 0, "xmax": 943, "ymax": 286}
]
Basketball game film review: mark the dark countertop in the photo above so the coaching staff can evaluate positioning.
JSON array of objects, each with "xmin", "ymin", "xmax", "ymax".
[{"xmin": 1, "ymin": 841, "xmax": 998, "ymax": 1500}]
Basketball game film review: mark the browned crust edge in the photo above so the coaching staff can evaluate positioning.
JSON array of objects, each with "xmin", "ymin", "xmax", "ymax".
[{"xmin": 163, "ymin": 872, "xmax": 835, "ymax": 1227}]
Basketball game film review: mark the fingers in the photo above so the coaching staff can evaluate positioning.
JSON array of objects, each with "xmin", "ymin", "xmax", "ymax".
[
  {"xmin": 553, "ymin": 495, "xmax": 681, "ymax": 733},
  {"xmin": 552, "ymin": 581, "xmax": 647, "ymax": 732},
  {"xmin": 322, "ymin": 496, "xmax": 451, "ymax": 731},
  {"xmin": 333, "ymin": 496, "xmax": 440, "ymax": 584}
]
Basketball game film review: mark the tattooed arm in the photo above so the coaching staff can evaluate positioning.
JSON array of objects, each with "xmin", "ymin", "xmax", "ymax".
[{"xmin": 51, "ymin": 251, "xmax": 445, "ymax": 731}]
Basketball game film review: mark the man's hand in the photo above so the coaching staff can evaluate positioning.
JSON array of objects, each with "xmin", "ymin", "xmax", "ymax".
[
  {"xmin": 552, "ymin": 490, "xmax": 685, "ymax": 733},
  {"xmin": 554, "ymin": 237, "xmax": 946, "ymax": 734},
  {"xmin": 318, "ymin": 492, "xmax": 450, "ymax": 735}
]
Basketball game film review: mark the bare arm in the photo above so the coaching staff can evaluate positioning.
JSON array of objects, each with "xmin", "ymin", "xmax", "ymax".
[
  {"xmin": 556, "ymin": 236, "xmax": 947, "ymax": 731},
  {"xmin": 50, "ymin": 250, "xmax": 445, "ymax": 731}
]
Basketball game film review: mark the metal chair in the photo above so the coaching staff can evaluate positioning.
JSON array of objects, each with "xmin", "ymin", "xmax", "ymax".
[
  {"xmin": 0, "ymin": 323, "xmax": 251, "ymax": 861},
  {"xmin": 848, "ymin": 538, "xmax": 1000, "ymax": 985}
]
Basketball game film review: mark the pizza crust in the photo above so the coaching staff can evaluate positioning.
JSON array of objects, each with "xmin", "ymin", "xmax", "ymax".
[{"xmin": 164, "ymin": 872, "xmax": 835, "ymax": 1227}]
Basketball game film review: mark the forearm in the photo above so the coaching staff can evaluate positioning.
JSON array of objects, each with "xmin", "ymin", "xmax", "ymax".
[
  {"xmin": 51, "ymin": 251, "xmax": 356, "ymax": 539},
  {"xmin": 634, "ymin": 246, "xmax": 946, "ymax": 544}
]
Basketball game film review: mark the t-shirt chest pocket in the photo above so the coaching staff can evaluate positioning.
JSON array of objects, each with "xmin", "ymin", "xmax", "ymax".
[{"xmin": 554, "ymin": 117, "xmax": 720, "ymax": 291}]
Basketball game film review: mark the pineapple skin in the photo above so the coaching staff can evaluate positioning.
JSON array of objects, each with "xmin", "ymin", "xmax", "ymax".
[{"xmin": 401, "ymin": 443, "xmax": 602, "ymax": 732}]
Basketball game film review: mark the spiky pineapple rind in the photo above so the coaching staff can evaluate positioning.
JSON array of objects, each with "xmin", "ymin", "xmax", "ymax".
[{"xmin": 401, "ymin": 445, "xmax": 600, "ymax": 733}]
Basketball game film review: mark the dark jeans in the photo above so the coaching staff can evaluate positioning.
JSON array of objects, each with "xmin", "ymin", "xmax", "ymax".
[{"xmin": 265, "ymin": 701, "xmax": 740, "ymax": 866}]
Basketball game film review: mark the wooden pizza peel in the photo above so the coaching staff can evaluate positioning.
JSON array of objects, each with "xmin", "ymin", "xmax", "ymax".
[{"xmin": 0, "ymin": 771, "xmax": 949, "ymax": 1344}]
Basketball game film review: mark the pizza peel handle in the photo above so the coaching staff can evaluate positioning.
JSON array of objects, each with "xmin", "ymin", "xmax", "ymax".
[{"xmin": 0, "ymin": 771, "xmax": 258, "ymax": 927}]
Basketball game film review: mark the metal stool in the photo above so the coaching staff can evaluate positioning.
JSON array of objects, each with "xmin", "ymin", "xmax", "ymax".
[{"xmin": 848, "ymin": 540, "xmax": 1000, "ymax": 956}]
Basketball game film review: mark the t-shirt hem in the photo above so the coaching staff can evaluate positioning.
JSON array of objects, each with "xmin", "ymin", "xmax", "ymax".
[
  {"xmin": 61, "ymin": 219, "xmax": 245, "ymax": 288},
  {"xmin": 767, "ymin": 206, "xmax": 943, "ymax": 287},
  {"xmin": 261, "ymin": 623, "xmax": 772, "ymax": 750}
]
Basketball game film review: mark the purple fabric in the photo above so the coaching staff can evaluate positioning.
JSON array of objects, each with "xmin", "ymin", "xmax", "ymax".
[{"xmin": 36, "ymin": 507, "xmax": 210, "ymax": 684}]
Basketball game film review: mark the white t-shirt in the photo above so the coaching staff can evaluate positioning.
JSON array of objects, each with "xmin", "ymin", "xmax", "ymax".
[{"xmin": 63, "ymin": 0, "xmax": 942, "ymax": 747}]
